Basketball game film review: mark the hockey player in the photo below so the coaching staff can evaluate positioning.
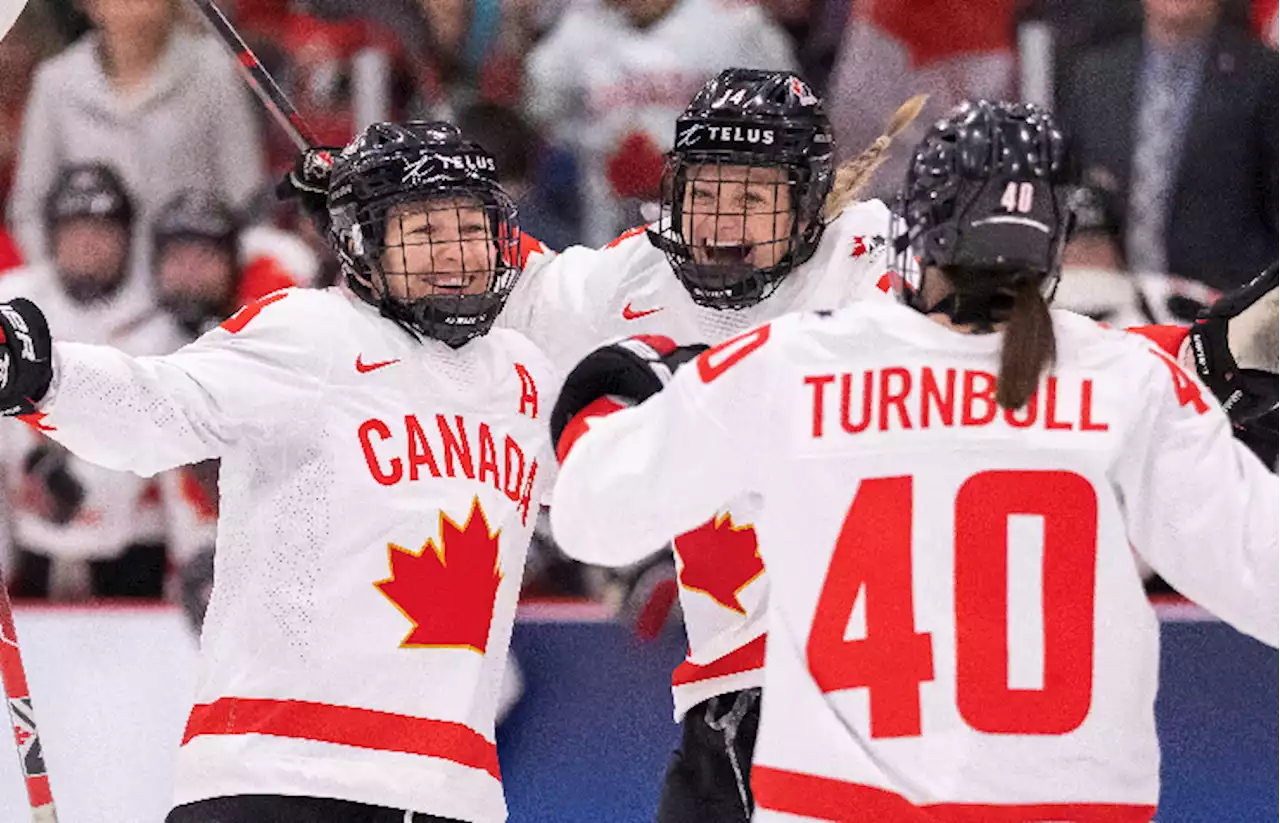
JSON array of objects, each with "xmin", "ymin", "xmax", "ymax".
[
  {"xmin": 149, "ymin": 189, "xmax": 298, "ymax": 630},
  {"xmin": 0, "ymin": 121, "xmax": 554, "ymax": 823},
  {"xmin": 152, "ymin": 189, "xmax": 297, "ymax": 339},
  {"xmin": 548, "ymin": 100, "xmax": 1278, "ymax": 821},
  {"xmin": 500, "ymin": 67, "xmax": 918, "ymax": 822},
  {"xmin": 0, "ymin": 163, "xmax": 181, "ymax": 599}
]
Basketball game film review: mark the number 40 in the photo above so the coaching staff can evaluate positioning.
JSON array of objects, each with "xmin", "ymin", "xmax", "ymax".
[
  {"xmin": 999, "ymin": 182, "xmax": 1036, "ymax": 214},
  {"xmin": 806, "ymin": 470, "xmax": 1099, "ymax": 739}
]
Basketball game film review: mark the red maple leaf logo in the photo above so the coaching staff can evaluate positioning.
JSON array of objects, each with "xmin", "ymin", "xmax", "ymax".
[
  {"xmin": 674, "ymin": 513, "xmax": 763, "ymax": 614},
  {"xmin": 375, "ymin": 497, "xmax": 503, "ymax": 653}
]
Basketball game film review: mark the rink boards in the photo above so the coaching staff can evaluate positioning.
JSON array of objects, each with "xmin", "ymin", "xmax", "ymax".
[{"xmin": 0, "ymin": 601, "xmax": 1269, "ymax": 822}]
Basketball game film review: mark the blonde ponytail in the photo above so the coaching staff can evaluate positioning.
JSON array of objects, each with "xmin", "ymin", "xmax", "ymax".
[{"xmin": 823, "ymin": 94, "xmax": 928, "ymax": 219}]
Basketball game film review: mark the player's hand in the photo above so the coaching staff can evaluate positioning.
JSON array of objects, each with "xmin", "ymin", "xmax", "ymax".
[
  {"xmin": 276, "ymin": 147, "xmax": 339, "ymax": 234},
  {"xmin": 1187, "ymin": 263, "xmax": 1278, "ymax": 426},
  {"xmin": 550, "ymin": 336, "xmax": 708, "ymax": 461},
  {"xmin": 20, "ymin": 442, "xmax": 84, "ymax": 526},
  {"xmin": 0, "ymin": 298, "xmax": 54, "ymax": 417}
]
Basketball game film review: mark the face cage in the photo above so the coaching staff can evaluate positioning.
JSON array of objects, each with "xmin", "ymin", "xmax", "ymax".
[
  {"xmin": 654, "ymin": 156, "xmax": 818, "ymax": 310},
  {"xmin": 889, "ymin": 181, "xmax": 1067, "ymax": 313},
  {"xmin": 347, "ymin": 188, "xmax": 522, "ymax": 347}
]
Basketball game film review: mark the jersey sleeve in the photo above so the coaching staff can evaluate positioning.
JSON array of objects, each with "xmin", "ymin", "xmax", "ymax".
[
  {"xmin": 499, "ymin": 234, "xmax": 640, "ymax": 375},
  {"xmin": 35, "ymin": 289, "xmax": 330, "ymax": 477},
  {"xmin": 549, "ymin": 324, "xmax": 774, "ymax": 566},
  {"xmin": 1115, "ymin": 344, "xmax": 1278, "ymax": 646}
]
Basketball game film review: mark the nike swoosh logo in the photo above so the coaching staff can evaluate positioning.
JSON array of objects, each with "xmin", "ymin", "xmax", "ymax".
[
  {"xmin": 622, "ymin": 302, "xmax": 664, "ymax": 320},
  {"xmin": 356, "ymin": 355, "xmax": 401, "ymax": 374}
]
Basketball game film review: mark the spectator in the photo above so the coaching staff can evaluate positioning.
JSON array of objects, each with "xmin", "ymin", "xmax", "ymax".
[
  {"xmin": 826, "ymin": 0, "xmax": 1017, "ymax": 198},
  {"xmin": 457, "ymin": 102, "xmax": 580, "ymax": 250},
  {"xmin": 0, "ymin": 164, "xmax": 182, "ymax": 599},
  {"xmin": 1058, "ymin": 0, "xmax": 1278, "ymax": 290},
  {"xmin": 0, "ymin": 3, "xmax": 63, "ymax": 212},
  {"xmin": 7, "ymin": 0, "xmax": 265, "ymax": 294},
  {"xmin": 526, "ymin": 0, "xmax": 797, "ymax": 245}
]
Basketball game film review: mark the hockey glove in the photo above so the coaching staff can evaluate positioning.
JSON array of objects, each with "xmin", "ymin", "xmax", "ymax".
[
  {"xmin": 550, "ymin": 335, "xmax": 708, "ymax": 461},
  {"xmin": 0, "ymin": 298, "xmax": 53, "ymax": 417},
  {"xmin": 276, "ymin": 147, "xmax": 339, "ymax": 234},
  {"xmin": 1187, "ymin": 263, "xmax": 1278, "ymax": 426}
]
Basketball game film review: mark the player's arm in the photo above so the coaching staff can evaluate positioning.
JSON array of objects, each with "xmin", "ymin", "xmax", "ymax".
[
  {"xmin": 0, "ymin": 291, "xmax": 325, "ymax": 477},
  {"xmin": 1127, "ymin": 263, "xmax": 1278, "ymax": 427},
  {"xmin": 499, "ymin": 230, "xmax": 643, "ymax": 373},
  {"xmin": 1116, "ymin": 346, "xmax": 1278, "ymax": 647},
  {"xmin": 548, "ymin": 331, "xmax": 766, "ymax": 566}
]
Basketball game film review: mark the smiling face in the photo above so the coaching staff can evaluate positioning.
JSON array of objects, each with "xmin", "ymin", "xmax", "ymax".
[
  {"xmin": 680, "ymin": 163, "xmax": 795, "ymax": 271},
  {"xmin": 377, "ymin": 196, "xmax": 497, "ymax": 301}
]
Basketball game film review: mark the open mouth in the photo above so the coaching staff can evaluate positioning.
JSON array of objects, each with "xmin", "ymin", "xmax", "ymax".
[
  {"xmin": 427, "ymin": 273, "xmax": 478, "ymax": 293},
  {"xmin": 692, "ymin": 240, "xmax": 754, "ymax": 266}
]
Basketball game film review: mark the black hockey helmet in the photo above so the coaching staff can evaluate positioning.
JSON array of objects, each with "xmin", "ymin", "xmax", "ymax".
[
  {"xmin": 893, "ymin": 100, "xmax": 1072, "ymax": 320},
  {"xmin": 648, "ymin": 68, "xmax": 834, "ymax": 310},
  {"xmin": 43, "ymin": 163, "xmax": 135, "ymax": 303},
  {"xmin": 44, "ymin": 162, "xmax": 134, "ymax": 229},
  {"xmin": 327, "ymin": 120, "xmax": 521, "ymax": 347},
  {"xmin": 153, "ymin": 189, "xmax": 239, "ymax": 257},
  {"xmin": 152, "ymin": 190, "xmax": 243, "ymax": 334}
]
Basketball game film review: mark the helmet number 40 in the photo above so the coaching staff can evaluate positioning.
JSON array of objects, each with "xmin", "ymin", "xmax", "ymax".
[{"xmin": 999, "ymin": 182, "xmax": 1036, "ymax": 214}]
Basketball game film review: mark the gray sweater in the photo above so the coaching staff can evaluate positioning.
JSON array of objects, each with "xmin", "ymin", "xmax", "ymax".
[{"xmin": 7, "ymin": 29, "xmax": 265, "ymax": 274}]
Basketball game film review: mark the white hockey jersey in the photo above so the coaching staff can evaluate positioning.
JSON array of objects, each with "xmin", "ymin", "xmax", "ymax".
[
  {"xmin": 503, "ymin": 200, "xmax": 897, "ymax": 718},
  {"xmin": 551, "ymin": 303, "xmax": 1278, "ymax": 820},
  {"xmin": 0, "ymin": 266, "xmax": 182, "ymax": 560},
  {"xmin": 30, "ymin": 287, "xmax": 555, "ymax": 821},
  {"xmin": 526, "ymin": 0, "xmax": 797, "ymax": 245}
]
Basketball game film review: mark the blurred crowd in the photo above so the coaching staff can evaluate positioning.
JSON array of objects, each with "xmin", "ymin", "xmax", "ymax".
[{"xmin": 0, "ymin": 0, "xmax": 1275, "ymax": 610}]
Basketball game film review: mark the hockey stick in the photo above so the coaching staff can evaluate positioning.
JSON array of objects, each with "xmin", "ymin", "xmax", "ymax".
[
  {"xmin": 186, "ymin": 0, "xmax": 317, "ymax": 151},
  {"xmin": 0, "ymin": 581, "xmax": 56, "ymax": 823}
]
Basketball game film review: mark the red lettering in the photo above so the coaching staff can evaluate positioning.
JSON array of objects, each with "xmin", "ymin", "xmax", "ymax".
[
  {"xmin": 1003, "ymin": 391, "xmax": 1038, "ymax": 428},
  {"xmin": 1080, "ymin": 379, "xmax": 1109, "ymax": 431},
  {"xmin": 503, "ymin": 436, "xmax": 525, "ymax": 503},
  {"xmin": 697, "ymin": 325, "xmax": 771, "ymax": 384},
  {"xmin": 477, "ymin": 423, "xmax": 500, "ymax": 491},
  {"xmin": 841, "ymin": 372, "xmax": 874, "ymax": 434},
  {"xmin": 921, "ymin": 367, "xmax": 955, "ymax": 428},
  {"xmin": 518, "ymin": 460, "xmax": 540, "ymax": 526},
  {"xmin": 437, "ymin": 415, "xmax": 475, "ymax": 479},
  {"xmin": 358, "ymin": 419, "xmax": 401, "ymax": 486},
  {"xmin": 1150, "ymin": 348, "xmax": 1209, "ymax": 414},
  {"xmin": 879, "ymin": 368, "xmax": 913, "ymax": 431},
  {"xmin": 805, "ymin": 375, "xmax": 835, "ymax": 437},
  {"xmin": 514, "ymin": 363, "xmax": 539, "ymax": 419},
  {"xmin": 1044, "ymin": 378, "xmax": 1073, "ymax": 430},
  {"xmin": 962, "ymin": 371, "xmax": 997, "ymax": 426},
  {"xmin": 405, "ymin": 415, "xmax": 442, "ymax": 480}
]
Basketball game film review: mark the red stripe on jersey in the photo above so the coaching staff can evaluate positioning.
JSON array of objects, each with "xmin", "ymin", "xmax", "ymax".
[
  {"xmin": 182, "ymin": 697, "xmax": 501, "ymax": 780},
  {"xmin": 671, "ymin": 633, "xmax": 765, "ymax": 687},
  {"xmin": 1125, "ymin": 324, "xmax": 1189, "ymax": 359},
  {"xmin": 606, "ymin": 225, "xmax": 648, "ymax": 249},
  {"xmin": 753, "ymin": 766, "xmax": 1157, "ymax": 822}
]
